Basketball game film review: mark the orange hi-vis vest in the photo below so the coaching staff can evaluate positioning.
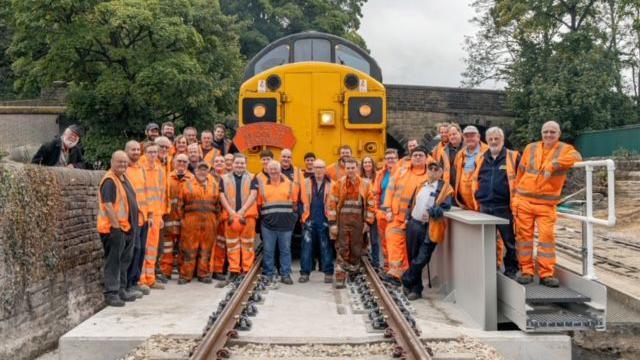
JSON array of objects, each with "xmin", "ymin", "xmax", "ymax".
[
  {"xmin": 383, "ymin": 165, "xmax": 429, "ymax": 224},
  {"xmin": 453, "ymin": 143, "xmax": 488, "ymax": 209},
  {"xmin": 300, "ymin": 176, "xmax": 332, "ymax": 223},
  {"xmin": 434, "ymin": 144, "xmax": 455, "ymax": 185},
  {"xmin": 257, "ymin": 175, "xmax": 297, "ymax": 216},
  {"xmin": 142, "ymin": 156, "xmax": 167, "ymax": 217},
  {"xmin": 222, "ymin": 171, "xmax": 258, "ymax": 220},
  {"xmin": 471, "ymin": 148, "xmax": 519, "ymax": 210},
  {"xmin": 126, "ymin": 162, "xmax": 148, "ymax": 224},
  {"xmin": 514, "ymin": 141, "xmax": 582, "ymax": 205},
  {"xmin": 97, "ymin": 171, "xmax": 131, "ymax": 234},
  {"xmin": 373, "ymin": 166, "xmax": 393, "ymax": 212},
  {"xmin": 327, "ymin": 161, "xmax": 361, "ymax": 181},
  {"xmin": 165, "ymin": 170, "xmax": 193, "ymax": 233},
  {"xmin": 327, "ymin": 175, "xmax": 375, "ymax": 224},
  {"xmin": 180, "ymin": 174, "xmax": 221, "ymax": 216},
  {"xmin": 203, "ymin": 147, "xmax": 222, "ymax": 167},
  {"xmin": 431, "ymin": 141, "xmax": 447, "ymax": 160},
  {"xmin": 412, "ymin": 179, "xmax": 454, "ymax": 244}
]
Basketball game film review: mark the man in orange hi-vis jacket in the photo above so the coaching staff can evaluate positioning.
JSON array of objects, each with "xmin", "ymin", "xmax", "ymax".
[
  {"xmin": 514, "ymin": 121, "xmax": 582, "ymax": 287},
  {"xmin": 452, "ymin": 125, "xmax": 488, "ymax": 210},
  {"xmin": 381, "ymin": 145, "xmax": 432, "ymax": 285},
  {"xmin": 327, "ymin": 157, "xmax": 375, "ymax": 289},
  {"xmin": 178, "ymin": 161, "xmax": 221, "ymax": 284}
]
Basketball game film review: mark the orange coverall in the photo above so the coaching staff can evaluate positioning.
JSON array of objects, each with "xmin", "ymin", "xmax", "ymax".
[
  {"xmin": 373, "ymin": 166, "xmax": 394, "ymax": 271},
  {"xmin": 452, "ymin": 143, "xmax": 488, "ymax": 210},
  {"xmin": 513, "ymin": 141, "xmax": 581, "ymax": 279},
  {"xmin": 178, "ymin": 174, "xmax": 221, "ymax": 280},
  {"xmin": 159, "ymin": 170, "xmax": 193, "ymax": 277},
  {"xmin": 138, "ymin": 157, "xmax": 166, "ymax": 287}
]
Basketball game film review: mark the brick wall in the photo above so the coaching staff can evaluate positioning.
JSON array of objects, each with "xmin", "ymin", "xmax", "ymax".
[
  {"xmin": 384, "ymin": 84, "xmax": 517, "ymax": 145},
  {"xmin": 0, "ymin": 162, "xmax": 105, "ymax": 359}
]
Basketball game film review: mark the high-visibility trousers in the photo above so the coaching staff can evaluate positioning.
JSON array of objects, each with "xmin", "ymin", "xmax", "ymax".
[
  {"xmin": 513, "ymin": 198, "xmax": 558, "ymax": 278},
  {"xmin": 210, "ymin": 221, "xmax": 226, "ymax": 274},
  {"xmin": 139, "ymin": 214, "xmax": 162, "ymax": 286},
  {"xmin": 180, "ymin": 213, "xmax": 216, "ymax": 280},
  {"xmin": 159, "ymin": 221, "xmax": 180, "ymax": 277},
  {"xmin": 497, "ymin": 233, "xmax": 504, "ymax": 269},
  {"xmin": 375, "ymin": 210, "xmax": 390, "ymax": 271},
  {"xmin": 224, "ymin": 217, "xmax": 256, "ymax": 274},
  {"xmin": 335, "ymin": 212, "xmax": 366, "ymax": 282},
  {"xmin": 385, "ymin": 219, "xmax": 409, "ymax": 279},
  {"xmin": 457, "ymin": 171, "xmax": 475, "ymax": 210}
]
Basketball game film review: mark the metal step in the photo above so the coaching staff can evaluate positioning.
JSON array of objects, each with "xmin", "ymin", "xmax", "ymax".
[
  {"xmin": 525, "ymin": 283, "xmax": 591, "ymax": 304},
  {"xmin": 527, "ymin": 308, "xmax": 599, "ymax": 331}
]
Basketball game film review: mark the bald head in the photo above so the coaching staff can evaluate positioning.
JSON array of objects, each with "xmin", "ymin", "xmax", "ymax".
[
  {"xmin": 111, "ymin": 151, "xmax": 129, "ymax": 175},
  {"xmin": 541, "ymin": 121, "xmax": 561, "ymax": 147},
  {"xmin": 174, "ymin": 153, "xmax": 189, "ymax": 173},
  {"xmin": 280, "ymin": 148, "xmax": 292, "ymax": 168},
  {"xmin": 313, "ymin": 159, "xmax": 326, "ymax": 180},
  {"xmin": 125, "ymin": 140, "xmax": 141, "ymax": 163}
]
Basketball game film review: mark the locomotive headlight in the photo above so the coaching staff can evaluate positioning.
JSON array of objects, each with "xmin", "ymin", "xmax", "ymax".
[
  {"xmin": 253, "ymin": 104, "xmax": 267, "ymax": 118},
  {"xmin": 365, "ymin": 142, "xmax": 377, "ymax": 153},
  {"xmin": 319, "ymin": 111, "xmax": 335, "ymax": 126},
  {"xmin": 359, "ymin": 104, "xmax": 372, "ymax": 117}
]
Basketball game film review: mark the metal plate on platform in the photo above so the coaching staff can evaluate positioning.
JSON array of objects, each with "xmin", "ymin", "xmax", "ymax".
[
  {"xmin": 527, "ymin": 311, "xmax": 600, "ymax": 331},
  {"xmin": 525, "ymin": 284, "xmax": 591, "ymax": 304}
]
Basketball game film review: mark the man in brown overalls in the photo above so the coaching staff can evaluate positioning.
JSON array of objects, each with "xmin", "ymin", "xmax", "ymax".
[{"xmin": 327, "ymin": 157, "xmax": 375, "ymax": 288}]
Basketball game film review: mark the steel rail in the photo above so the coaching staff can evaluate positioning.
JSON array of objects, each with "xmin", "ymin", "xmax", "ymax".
[
  {"xmin": 191, "ymin": 253, "xmax": 263, "ymax": 360},
  {"xmin": 361, "ymin": 257, "xmax": 431, "ymax": 360}
]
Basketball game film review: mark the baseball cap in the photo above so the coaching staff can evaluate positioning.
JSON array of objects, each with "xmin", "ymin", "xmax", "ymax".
[
  {"xmin": 145, "ymin": 123, "xmax": 160, "ymax": 132},
  {"xmin": 463, "ymin": 125, "xmax": 479, "ymax": 134}
]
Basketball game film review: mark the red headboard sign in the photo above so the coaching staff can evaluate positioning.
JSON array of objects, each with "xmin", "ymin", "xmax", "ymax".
[{"xmin": 233, "ymin": 123, "xmax": 297, "ymax": 151}]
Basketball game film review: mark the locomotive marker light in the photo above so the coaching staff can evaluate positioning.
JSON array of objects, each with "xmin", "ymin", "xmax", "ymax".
[
  {"xmin": 253, "ymin": 104, "xmax": 267, "ymax": 118},
  {"xmin": 319, "ymin": 111, "xmax": 335, "ymax": 126},
  {"xmin": 359, "ymin": 104, "xmax": 372, "ymax": 117}
]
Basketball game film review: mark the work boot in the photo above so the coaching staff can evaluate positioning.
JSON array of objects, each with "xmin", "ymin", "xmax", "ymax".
[
  {"xmin": 156, "ymin": 274, "xmax": 170, "ymax": 284},
  {"xmin": 135, "ymin": 284, "xmax": 151, "ymax": 295},
  {"xmin": 105, "ymin": 294, "xmax": 125, "ymax": 307},
  {"xmin": 119, "ymin": 289, "xmax": 136, "ymax": 302},
  {"xmin": 127, "ymin": 287, "xmax": 143, "ymax": 299},
  {"xmin": 504, "ymin": 269, "xmax": 518, "ymax": 280},
  {"xmin": 516, "ymin": 274, "xmax": 534, "ymax": 285},
  {"xmin": 540, "ymin": 277, "xmax": 560, "ymax": 288},
  {"xmin": 212, "ymin": 273, "xmax": 226, "ymax": 281},
  {"xmin": 407, "ymin": 292, "xmax": 421, "ymax": 301},
  {"xmin": 177, "ymin": 278, "xmax": 190, "ymax": 285},
  {"xmin": 198, "ymin": 277, "xmax": 212, "ymax": 284},
  {"xmin": 380, "ymin": 274, "xmax": 401, "ymax": 287},
  {"xmin": 333, "ymin": 278, "xmax": 346, "ymax": 289},
  {"xmin": 281, "ymin": 276, "xmax": 294, "ymax": 285},
  {"xmin": 150, "ymin": 282, "xmax": 165, "ymax": 290},
  {"xmin": 324, "ymin": 275, "xmax": 333, "ymax": 284},
  {"xmin": 298, "ymin": 275, "xmax": 309, "ymax": 283}
]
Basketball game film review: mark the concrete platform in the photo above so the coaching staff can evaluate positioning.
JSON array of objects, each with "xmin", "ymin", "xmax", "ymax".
[{"xmin": 58, "ymin": 281, "xmax": 226, "ymax": 360}]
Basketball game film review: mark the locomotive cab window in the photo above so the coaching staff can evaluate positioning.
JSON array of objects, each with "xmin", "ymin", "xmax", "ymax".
[
  {"xmin": 294, "ymin": 39, "xmax": 331, "ymax": 62},
  {"xmin": 335, "ymin": 45, "xmax": 370, "ymax": 75},
  {"xmin": 254, "ymin": 45, "xmax": 290, "ymax": 74}
]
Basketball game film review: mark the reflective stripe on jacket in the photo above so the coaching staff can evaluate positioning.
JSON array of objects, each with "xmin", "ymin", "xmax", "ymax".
[
  {"xmin": 382, "ymin": 165, "xmax": 429, "ymax": 224},
  {"xmin": 97, "ymin": 171, "xmax": 131, "ymax": 234},
  {"xmin": 327, "ymin": 175, "xmax": 375, "ymax": 224},
  {"xmin": 222, "ymin": 171, "xmax": 258, "ymax": 219}
]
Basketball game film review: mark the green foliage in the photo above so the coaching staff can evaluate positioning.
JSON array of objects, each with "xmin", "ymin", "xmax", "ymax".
[
  {"xmin": 8, "ymin": 0, "xmax": 243, "ymax": 164},
  {"xmin": 0, "ymin": 0, "xmax": 16, "ymax": 100},
  {"xmin": 221, "ymin": 0, "xmax": 368, "ymax": 58}
]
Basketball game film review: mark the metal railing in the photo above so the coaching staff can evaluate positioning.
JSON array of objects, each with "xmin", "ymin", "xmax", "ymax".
[{"xmin": 558, "ymin": 159, "xmax": 616, "ymax": 280}]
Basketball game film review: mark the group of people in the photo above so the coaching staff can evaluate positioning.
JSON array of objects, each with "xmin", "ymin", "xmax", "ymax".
[{"xmin": 35, "ymin": 118, "xmax": 581, "ymax": 307}]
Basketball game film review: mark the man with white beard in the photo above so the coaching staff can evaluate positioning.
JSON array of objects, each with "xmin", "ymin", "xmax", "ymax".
[
  {"xmin": 32, "ymin": 125, "xmax": 86, "ymax": 168},
  {"xmin": 470, "ymin": 126, "xmax": 521, "ymax": 278}
]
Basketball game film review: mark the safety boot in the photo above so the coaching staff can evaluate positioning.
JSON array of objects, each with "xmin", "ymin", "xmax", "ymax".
[
  {"xmin": 380, "ymin": 274, "xmax": 401, "ymax": 287},
  {"xmin": 177, "ymin": 278, "xmax": 190, "ymax": 285},
  {"xmin": 105, "ymin": 294, "xmax": 125, "ymax": 307},
  {"xmin": 298, "ymin": 275, "xmax": 309, "ymax": 283},
  {"xmin": 324, "ymin": 275, "xmax": 333, "ymax": 284},
  {"xmin": 540, "ymin": 276, "xmax": 560, "ymax": 288},
  {"xmin": 212, "ymin": 273, "xmax": 226, "ymax": 281},
  {"xmin": 156, "ymin": 274, "xmax": 170, "ymax": 284},
  {"xmin": 516, "ymin": 274, "xmax": 534, "ymax": 285},
  {"xmin": 135, "ymin": 284, "xmax": 151, "ymax": 295},
  {"xmin": 407, "ymin": 292, "xmax": 421, "ymax": 301},
  {"xmin": 127, "ymin": 287, "xmax": 143, "ymax": 299},
  {"xmin": 198, "ymin": 277, "xmax": 213, "ymax": 284},
  {"xmin": 281, "ymin": 276, "xmax": 293, "ymax": 285},
  {"xmin": 150, "ymin": 282, "xmax": 165, "ymax": 290},
  {"xmin": 119, "ymin": 289, "xmax": 137, "ymax": 302}
]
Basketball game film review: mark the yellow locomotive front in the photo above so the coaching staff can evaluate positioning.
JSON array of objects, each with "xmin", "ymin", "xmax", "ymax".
[{"xmin": 234, "ymin": 32, "xmax": 386, "ymax": 173}]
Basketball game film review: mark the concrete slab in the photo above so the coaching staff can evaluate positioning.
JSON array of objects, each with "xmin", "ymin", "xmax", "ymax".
[{"xmin": 58, "ymin": 281, "xmax": 226, "ymax": 360}]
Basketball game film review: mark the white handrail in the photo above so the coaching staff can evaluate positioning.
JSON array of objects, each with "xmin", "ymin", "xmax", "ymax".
[{"xmin": 558, "ymin": 159, "xmax": 616, "ymax": 280}]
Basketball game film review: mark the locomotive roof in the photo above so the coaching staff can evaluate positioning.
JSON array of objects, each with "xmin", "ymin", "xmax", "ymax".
[{"xmin": 243, "ymin": 31, "xmax": 383, "ymax": 82}]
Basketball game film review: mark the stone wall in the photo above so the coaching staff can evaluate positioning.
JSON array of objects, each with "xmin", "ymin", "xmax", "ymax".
[
  {"xmin": 385, "ymin": 84, "xmax": 517, "ymax": 145},
  {"xmin": 0, "ymin": 162, "xmax": 105, "ymax": 359},
  {"xmin": 0, "ymin": 110, "xmax": 64, "ymax": 153}
]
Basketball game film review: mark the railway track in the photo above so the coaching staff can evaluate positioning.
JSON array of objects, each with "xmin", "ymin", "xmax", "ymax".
[
  {"xmin": 189, "ymin": 254, "xmax": 433, "ymax": 360},
  {"xmin": 556, "ymin": 239, "xmax": 640, "ymax": 280}
]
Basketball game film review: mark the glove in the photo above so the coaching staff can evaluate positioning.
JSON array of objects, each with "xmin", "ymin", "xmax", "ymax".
[{"xmin": 329, "ymin": 225, "xmax": 338, "ymax": 240}]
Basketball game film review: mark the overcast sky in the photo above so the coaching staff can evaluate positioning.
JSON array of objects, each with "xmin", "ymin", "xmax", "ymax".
[{"xmin": 359, "ymin": 0, "xmax": 482, "ymax": 88}]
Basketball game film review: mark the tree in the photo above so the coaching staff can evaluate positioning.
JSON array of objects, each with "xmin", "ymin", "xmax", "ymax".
[
  {"xmin": 8, "ymin": 0, "xmax": 243, "ymax": 166},
  {"xmin": 0, "ymin": 0, "xmax": 16, "ymax": 100},
  {"xmin": 220, "ymin": 0, "xmax": 368, "ymax": 59}
]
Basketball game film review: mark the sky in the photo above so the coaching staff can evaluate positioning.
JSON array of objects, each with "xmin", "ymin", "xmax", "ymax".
[{"xmin": 359, "ymin": 0, "xmax": 482, "ymax": 88}]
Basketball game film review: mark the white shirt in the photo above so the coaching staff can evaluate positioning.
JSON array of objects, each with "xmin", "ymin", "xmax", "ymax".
[{"xmin": 411, "ymin": 181, "xmax": 438, "ymax": 223}]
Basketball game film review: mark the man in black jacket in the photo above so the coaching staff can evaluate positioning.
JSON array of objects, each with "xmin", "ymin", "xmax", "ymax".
[{"xmin": 31, "ymin": 125, "xmax": 85, "ymax": 169}]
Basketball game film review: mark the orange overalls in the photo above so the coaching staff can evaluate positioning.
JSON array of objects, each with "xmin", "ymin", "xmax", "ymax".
[
  {"xmin": 327, "ymin": 175, "xmax": 375, "ymax": 283},
  {"xmin": 203, "ymin": 147, "xmax": 222, "ymax": 167},
  {"xmin": 220, "ymin": 172, "xmax": 258, "ymax": 274},
  {"xmin": 373, "ymin": 166, "xmax": 394, "ymax": 271},
  {"xmin": 513, "ymin": 141, "xmax": 581, "ymax": 279},
  {"xmin": 139, "ymin": 157, "xmax": 166, "ymax": 286},
  {"xmin": 126, "ymin": 162, "xmax": 149, "ymax": 227},
  {"xmin": 178, "ymin": 174, "xmax": 220, "ymax": 280},
  {"xmin": 159, "ymin": 170, "xmax": 193, "ymax": 277},
  {"xmin": 382, "ymin": 164, "xmax": 430, "ymax": 279},
  {"xmin": 453, "ymin": 143, "xmax": 488, "ymax": 210},
  {"xmin": 207, "ymin": 172, "xmax": 228, "ymax": 275}
]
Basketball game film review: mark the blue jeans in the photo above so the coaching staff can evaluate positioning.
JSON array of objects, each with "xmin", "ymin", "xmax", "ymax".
[
  {"xmin": 262, "ymin": 225, "xmax": 293, "ymax": 277},
  {"xmin": 301, "ymin": 222, "xmax": 334, "ymax": 275},
  {"xmin": 127, "ymin": 222, "xmax": 148, "ymax": 288},
  {"xmin": 369, "ymin": 219, "xmax": 380, "ymax": 268}
]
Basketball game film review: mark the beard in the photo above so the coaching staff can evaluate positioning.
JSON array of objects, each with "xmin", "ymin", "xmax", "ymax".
[{"xmin": 63, "ymin": 136, "xmax": 78, "ymax": 149}]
